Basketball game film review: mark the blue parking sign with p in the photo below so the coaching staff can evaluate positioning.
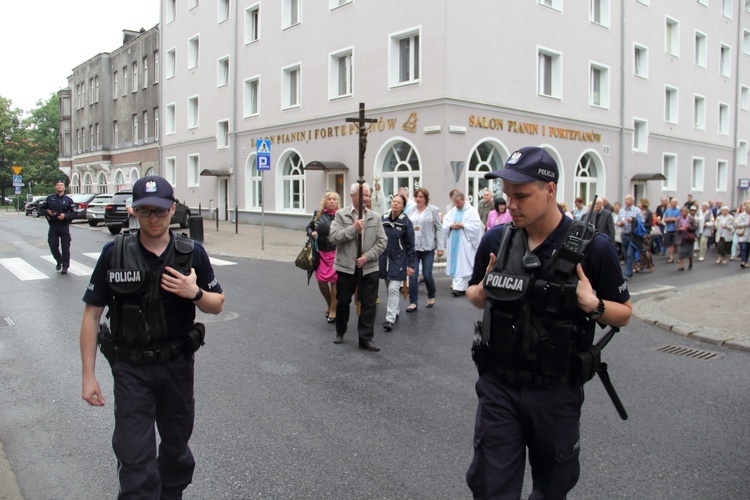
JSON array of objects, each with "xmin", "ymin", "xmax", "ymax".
[{"xmin": 256, "ymin": 139, "xmax": 271, "ymax": 171}]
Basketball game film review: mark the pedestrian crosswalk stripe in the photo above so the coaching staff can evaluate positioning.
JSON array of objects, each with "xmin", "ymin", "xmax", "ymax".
[
  {"xmin": 40, "ymin": 256, "xmax": 94, "ymax": 277},
  {"xmin": 0, "ymin": 258, "xmax": 49, "ymax": 281},
  {"xmin": 208, "ymin": 257, "xmax": 237, "ymax": 266},
  {"xmin": 83, "ymin": 252, "xmax": 102, "ymax": 261}
]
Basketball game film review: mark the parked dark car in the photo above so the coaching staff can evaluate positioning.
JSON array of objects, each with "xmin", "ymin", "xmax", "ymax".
[
  {"xmin": 24, "ymin": 196, "xmax": 47, "ymax": 217},
  {"xmin": 70, "ymin": 193, "xmax": 98, "ymax": 221},
  {"xmin": 104, "ymin": 190, "xmax": 191, "ymax": 235},
  {"xmin": 86, "ymin": 193, "xmax": 113, "ymax": 227}
]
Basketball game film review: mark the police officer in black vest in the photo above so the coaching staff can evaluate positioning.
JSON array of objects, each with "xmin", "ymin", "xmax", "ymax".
[
  {"xmin": 80, "ymin": 176, "xmax": 225, "ymax": 499},
  {"xmin": 39, "ymin": 178, "xmax": 77, "ymax": 274},
  {"xmin": 465, "ymin": 147, "xmax": 632, "ymax": 499}
]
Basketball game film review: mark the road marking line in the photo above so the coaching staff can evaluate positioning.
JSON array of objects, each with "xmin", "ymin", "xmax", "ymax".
[
  {"xmin": 0, "ymin": 258, "xmax": 49, "ymax": 281},
  {"xmin": 83, "ymin": 252, "xmax": 102, "ymax": 260},
  {"xmin": 40, "ymin": 256, "xmax": 94, "ymax": 277},
  {"xmin": 208, "ymin": 257, "xmax": 237, "ymax": 266},
  {"xmin": 629, "ymin": 285, "xmax": 675, "ymax": 297}
]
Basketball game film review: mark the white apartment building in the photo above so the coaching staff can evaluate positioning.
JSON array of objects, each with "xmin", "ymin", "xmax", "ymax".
[{"xmin": 160, "ymin": 0, "xmax": 750, "ymax": 228}]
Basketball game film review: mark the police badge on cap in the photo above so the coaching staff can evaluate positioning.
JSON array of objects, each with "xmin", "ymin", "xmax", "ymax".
[
  {"xmin": 131, "ymin": 175, "xmax": 175, "ymax": 209},
  {"xmin": 485, "ymin": 147, "xmax": 559, "ymax": 184}
]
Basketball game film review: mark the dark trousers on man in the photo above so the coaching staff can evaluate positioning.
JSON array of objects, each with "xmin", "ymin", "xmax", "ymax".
[
  {"xmin": 335, "ymin": 270, "xmax": 378, "ymax": 343},
  {"xmin": 466, "ymin": 371, "xmax": 584, "ymax": 500},
  {"xmin": 112, "ymin": 355, "xmax": 196, "ymax": 500},
  {"xmin": 48, "ymin": 225, "xmax": 71, "ymax": 268}
]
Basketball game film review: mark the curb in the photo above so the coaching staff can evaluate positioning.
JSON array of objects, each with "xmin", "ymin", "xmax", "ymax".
[{"xmin": 0, "ymin": 441, "xmax": 23, "ymax": 500}]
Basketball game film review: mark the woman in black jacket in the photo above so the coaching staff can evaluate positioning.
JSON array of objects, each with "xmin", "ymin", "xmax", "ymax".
[
  {"xmin": 378, "ymin": 194, "xmax": 416, "ymax": 332},
  {"xmin": 307, "ymin": 191, "xmax": 340, "ymax": 323}
]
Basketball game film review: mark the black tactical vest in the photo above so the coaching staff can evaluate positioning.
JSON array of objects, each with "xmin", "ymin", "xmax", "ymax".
[
  {"xmin": 107, "ymin": 233, "xmax": 195, "ymax": 347},
  {"xmin": 482, "ymin": 221, "xmax": 595, "ymax": 384}
]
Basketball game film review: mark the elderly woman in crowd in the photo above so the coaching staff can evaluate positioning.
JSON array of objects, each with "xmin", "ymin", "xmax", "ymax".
[
  {"xmin": 696, "ymin": 201, "xmax": 715, "ymax": 261},
  {"xmin": 406, "ymin": 188, "xmax": 443, "ymax": 311},
  {"xmin": 675, "ymin": 205, "xmax": 697, "ymax": 271},
  {"xmin": 306, "ymin": 191, "xmax": 340, "ymax": 323},
  {"xmin": 714, "ymin": 205, "xmax": 734, "ymax": 264},
  {"xmin": 379, "ymin": 194, "xmax": 416, "ymax": 331},
  {"xmin": 486, "ymin": 197, "xmax": 512, "ymax": 230},
  {"xmin": 735, "ymin": 201, "xmax": 750, "ymax": 268}
]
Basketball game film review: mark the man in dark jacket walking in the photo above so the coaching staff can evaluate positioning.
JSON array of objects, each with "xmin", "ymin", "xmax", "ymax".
[
  {"xmin": 39, "ymin": 179, "xmax": 77, "ymax": 274},
  {"xmin": 592, "ymin": 198, "xmax": 615, "ymax": 243}
]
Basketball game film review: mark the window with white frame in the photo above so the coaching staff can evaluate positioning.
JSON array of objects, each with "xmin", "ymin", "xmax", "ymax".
[
  {"xmin": 188, "ymin": 96, "xmax": 199, "ymax": 128},
  {"xmin": 695, "ymin": 31, "xmax": 707, "ymax": 67},
  {"xmin": 282, "ymin": 151, "xmax": 305, "ymax": 210},
  {"xmin": 89, "ymin": 126, "xmax": 93, "ymax": 151},
  {"xmin": 330, "ymin": 0, "xmax": 352, "ymax": 9},
  {"xmin": 217, "ymin": 120, "xmax": 230, "ymax": 149},
  {"xmin": 123, "ymin": 67, "xmax": 128, "ymax": 96},
  {"xmin": 330, "ymin": 48, "xmax": 353, "ymax": 99},
  {"xmin": 188, "ymin": 36, "xmax": 200, "ymax": 69},
  {"xmin": 166, "ymin": 103, "xmax": 176, "ymax": 134},
  {"xmin": 633, "ymin": 118, "xmax": 648, "ymax": 152},
  {"xmin": 95, "ymin": 123, "xmax": 100, "ymax": 149},
  {"xmin": 744, "ymin": 30, "xmax": 750, "ymax": 55},
  {"xmin": 165, "ymin": 157, "xmax": 176, "ymax": 185},
  {"xmin": 694, "ymin": 94, "xmax": 706, "ymax": 129},
  {"xmin": 245, "ymin": 4, "xmax": 260, "ymax": 44},
  {"xmin": 717, "ymin": 160, "xmax": 728, "ymax": 191},
  {"xmin": 590, "ymin": 62, "xmax": 609, "ymax": 108},
  {"xmin": 538, "ymin": 0, "xmax": 562, "ymax": 11},
  {"xmin": 143, "ymin": 57, "xmax": 149, "ymax": 88},
  {"xmin": 188, "ymin": 154, "xmax": 200, "ymax": 187},
  {"xmin": 247, "ymin": 154, "xmax": 262, "ymax": 209},
  {"xmin": 389, "ymin": 28, "xmax": 420, "ymax": 86},
  {"xmin": 282, "ymin": 64, "xmax": 301, "ymax": 109},
  {"xmin": 113, "ymin": 71, "xmax": 119, "ymax": 99},
  {"xmin": 665, "ymin": 86, "xmax": 679, "ymax": 123},
  {"xmin": 95, "ymin": 76, "xmax": 99, "ymax": 102},
  {"xmin": 738, "ymin": 140, "xmax": 748, "ymax": 165},
  {"xmin": 189, "ymin": 0, "xmax": 199, "ymax": 10},
  {"xmin": 217, "ymin": 56, "xmax": 229, "ymax": 87},
  {"xmin": 132, "ymin": 114, "xmax": 139, "ymax": 143},
  {"xmin": 666, "ymin": 17, "xmax": 680, "ymax": 57},
  {"xmin": 154, "ymin": 108, "xmax": 159, "ymax": 140},
  {"xmin": 662, "ymin": 154, "xmax": 677, "ymax": 191},
  {"xmin": 720, "ymin": 44, "xmax": 731, "ymax": 77},
  {"xmin": 746, "ymin": 0, "xmax": 750, "ymax": 12},
  {"xmin": 718, "ymin": 103, "xmax": 729, "ymax": 134},
  {"xmin": 166, "ymin": 49, "xmax": 176, "ymax": 79},
  {"xmin": 244, "ymin": 77, "xmax": 260, "ymax": 117},
  {"xmin": 742, "ymin": 85, "xmax": 750, "ymax": 110},
  {"xmin": 132, "ymin": 62, "xmax": 138, "ymax": 93},
  {"xmin": 722, "ymin": 0, "xmax": 733, "ymax": 18},
  {"xmin": 634, "ymin": 44, "xmax": 648, "ymax": 78},
  {"xmin": 538, "ymin": 47, "xmax": 562, "ymax": 98},
  {"xmin": 143, "ymin": 111, "xmax": 149, "ymax": 142},
  {"xmin": 154, "ymin": 51, "xmax": 160, "ymax": 84},
  {"xmin": 590, "ymin": 0, "xmax": 610, "ymax": 28},
  {"xmin": 282, "ymin": 0, "xmax": 301, "ymax": 28},
  {"xmin": 89, "ymin": 78, "xmax": 94, "ymax": 104},
  {"xmin": 113, "ymin": 121, "xmax": 119, "ymax": 148},
  {"xmin": 76, "ymin": 129, "xmax": 81, "ymax": 152},
  {"xmin": 692, "ymin": 158, "xmax": 705, "ymax": 191},
  {"xmin": 167, "ymin": 0, "xmax": 176, "ymax": 22},
  {"xmin": 218, "ymin": 0, "xmax": 229, "ymax": 22}
]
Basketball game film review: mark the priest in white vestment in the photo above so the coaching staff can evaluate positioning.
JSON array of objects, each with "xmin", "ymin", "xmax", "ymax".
[{"xmin": 442, "ymin": 192, "xmax": 483, "ymax": 295}]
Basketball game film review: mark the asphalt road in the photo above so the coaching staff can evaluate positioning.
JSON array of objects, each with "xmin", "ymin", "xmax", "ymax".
[{"xmin": 0, "ymin": 216, "xmax": 748, "ymax": 499}]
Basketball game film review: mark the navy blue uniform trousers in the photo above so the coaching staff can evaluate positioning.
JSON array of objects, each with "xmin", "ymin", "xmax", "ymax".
[
  {"xmin": 111, "ymin": 355, "xmax": 195, "ymax": 500},
  {"xmin": 48, "ymin": 224, "xmax": 71, "ymax": 267},
  {"xmin": 466, "ymin": 371, "xmax": 584, "ymax": 500}
]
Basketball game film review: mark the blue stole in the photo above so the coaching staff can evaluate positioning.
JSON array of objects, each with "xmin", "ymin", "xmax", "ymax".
[{"xmin": 449, "ymin": 208, "xmax": 465, "ymax": 275}]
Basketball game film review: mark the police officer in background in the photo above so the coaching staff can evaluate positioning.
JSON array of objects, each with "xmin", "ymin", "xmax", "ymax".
[
  {"xmin": 79, "ymin": 176, "xmax": 225, "ymax": 499},
  {"xmin": 39, "ymin": 178, "xmax": 77, "ymax": 274},
  {"xmin": 465, "ymin": 147, "xmax": 632, "ymax": 499}
]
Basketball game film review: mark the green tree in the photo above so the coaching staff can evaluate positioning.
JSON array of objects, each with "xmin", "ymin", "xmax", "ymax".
[
  {"xmin": 23, "ymin": 93, "xmax": 62, "ymax": 193},
  {"xmin": 0, "ymin": 96, "xmax": 26, "ymax": 203}
]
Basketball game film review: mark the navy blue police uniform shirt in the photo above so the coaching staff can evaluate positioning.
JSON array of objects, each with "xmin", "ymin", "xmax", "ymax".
[
  {"xmin": 41, "ymin": 194, "xmax": 77, "ymax": 225},
  {"xmin": 470, "ymin": 216, "xmax": 630, "ymax": 305},
  {"xmin": 83, "ymin": 232, "xmax": 223, "ymax": 307}
]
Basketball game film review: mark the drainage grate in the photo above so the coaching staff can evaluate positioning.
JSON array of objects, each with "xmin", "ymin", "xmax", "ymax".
[{"xmin": 655, "ymin": 344, "xmax": 723, "ymax": 360}]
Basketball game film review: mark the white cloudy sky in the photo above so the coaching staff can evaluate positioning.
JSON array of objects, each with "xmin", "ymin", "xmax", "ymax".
[{"xmin": 0, "ymin": 0, "xmax": 159, "ymax": 112}]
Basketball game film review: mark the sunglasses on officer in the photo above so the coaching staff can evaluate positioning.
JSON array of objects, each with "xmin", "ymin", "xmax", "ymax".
[{"xmin": 135, "ymin": 207, "xmax": 171, "ymax": 218}]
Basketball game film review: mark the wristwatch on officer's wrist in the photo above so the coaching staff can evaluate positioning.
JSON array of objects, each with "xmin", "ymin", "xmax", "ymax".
[
  {"xmin": 192, "ymin": 288, "xmax": 204, "ymax": 302},
  {"xmin": 586, "ymin": 298, "xmax": 605, "ymax": 320}
]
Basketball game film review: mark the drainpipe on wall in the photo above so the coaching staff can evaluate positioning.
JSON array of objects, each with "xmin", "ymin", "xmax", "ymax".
[
  {"xmin": 618, "ymin": 0, "xmax": 626, "ymax": 202},
  {"xmin": 231, "ymin": 0, "xmax": 239, "ymax": 228},
  {"xmin": 730, "ymin": 0, "xmax": 743, "ymax": 208},
  {"xmin": 157, "ymin": 7, "xmax": 163, "ymax": 182}
]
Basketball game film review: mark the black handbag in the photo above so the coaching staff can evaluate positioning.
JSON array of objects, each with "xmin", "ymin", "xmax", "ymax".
[{"xmin": 295, "ymin": 238, "xmax": 318, "ymax": 271}]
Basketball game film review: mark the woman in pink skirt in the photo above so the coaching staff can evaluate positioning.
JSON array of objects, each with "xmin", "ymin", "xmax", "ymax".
[{"xmin": 307, "ymin": 191, "xmax": 340, "ymax": 323}]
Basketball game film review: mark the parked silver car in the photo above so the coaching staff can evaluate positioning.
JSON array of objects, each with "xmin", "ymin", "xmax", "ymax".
[{"xmin": 86, "ymin": 193, "xmax": 113, "ymax": 227}]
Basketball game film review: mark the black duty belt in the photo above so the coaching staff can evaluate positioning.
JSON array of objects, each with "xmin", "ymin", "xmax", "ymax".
[
  {"xmin": 112, "ymin": 340, "xmax": 186, "ymax": 365},
  {"xmin": 488, "ymin": 364, "xmax": 568, "ymax": 389}
]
